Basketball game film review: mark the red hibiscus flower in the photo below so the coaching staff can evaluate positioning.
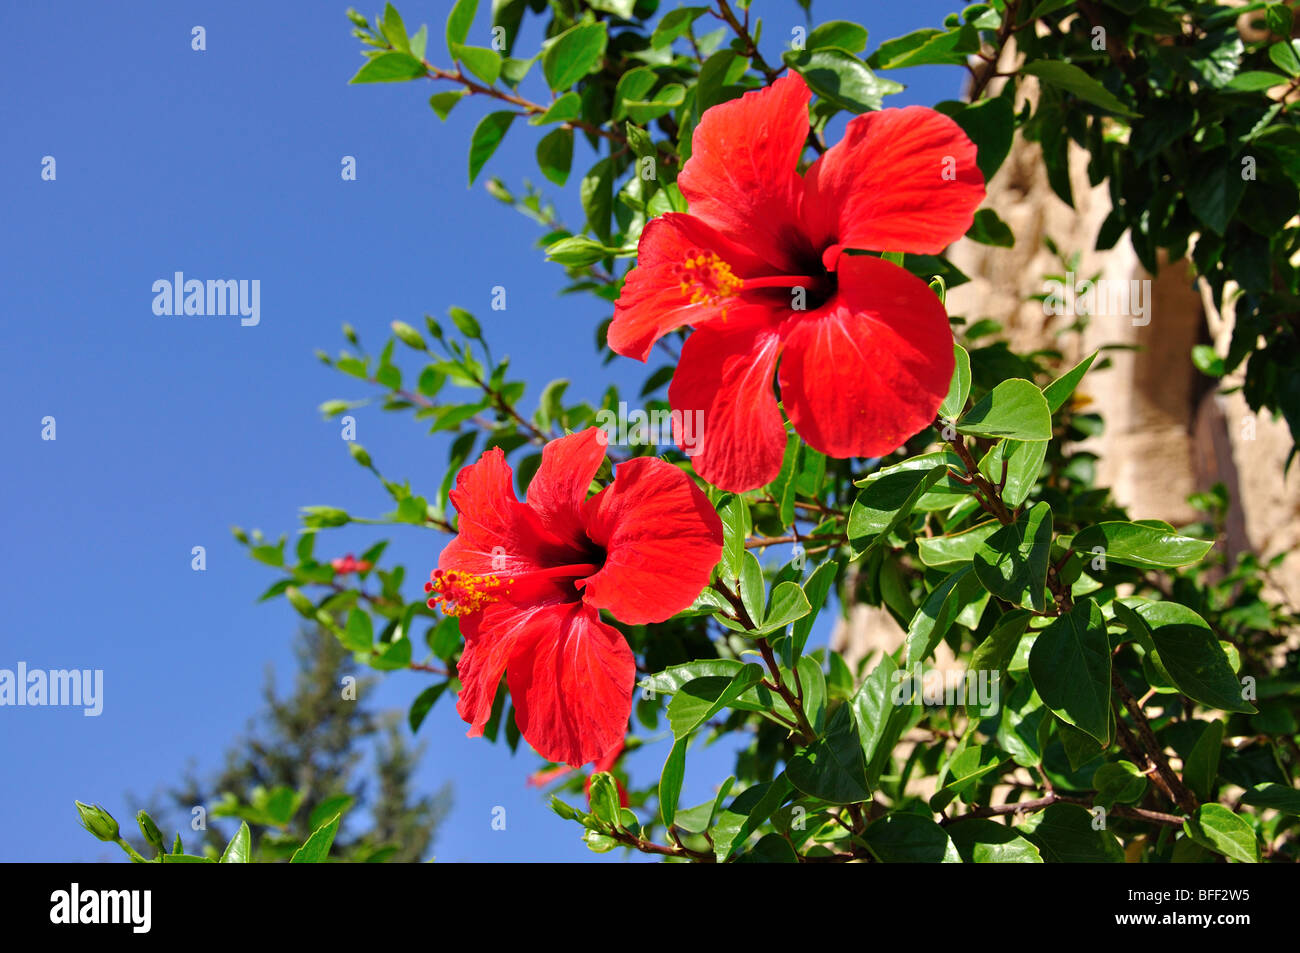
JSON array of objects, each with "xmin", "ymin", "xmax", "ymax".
[
  {"xmin": 330, "ymin": 553, "xmax": 373, "ymax": 575},
  {"xmin": 609, "ymin": 73, "xmax": 985, "ymax": 492},
  {"xmin": 427, "ymin": 428, "xmax": 723, "ymax": 766},
  {"xmin": 528, "ymin": 742, "xmax": 629, "ymax": 808}
]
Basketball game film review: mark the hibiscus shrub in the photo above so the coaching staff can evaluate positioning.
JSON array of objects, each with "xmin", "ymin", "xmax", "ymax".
[{"xmin": 89, "ymin": 1, "xmax": 1300, "ymax": 863}]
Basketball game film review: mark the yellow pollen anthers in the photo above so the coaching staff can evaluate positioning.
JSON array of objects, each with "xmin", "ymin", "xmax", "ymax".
[
  {"xmin": 425, "ymin": 568, "xmax": 512, "ymax": 617},
  {"xmin": 675, "ymin": 250, "xmax": 743, "ymax": 308}
]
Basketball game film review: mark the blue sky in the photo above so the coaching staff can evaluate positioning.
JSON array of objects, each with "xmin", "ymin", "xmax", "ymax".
[{"xmin": 1, "ymin": 0, "xmax": 964, "ymax": 862}]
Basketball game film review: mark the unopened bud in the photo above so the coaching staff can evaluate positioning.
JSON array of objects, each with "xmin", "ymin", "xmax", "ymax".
[{"xmin": 75, "ymin": 801, "xmax": 119, "ymax": 841}]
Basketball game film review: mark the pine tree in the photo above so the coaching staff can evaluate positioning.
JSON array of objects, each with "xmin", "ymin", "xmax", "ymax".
[{"xmin": 138, "ymin": 625, "xmax": 450, "ymax": 861}]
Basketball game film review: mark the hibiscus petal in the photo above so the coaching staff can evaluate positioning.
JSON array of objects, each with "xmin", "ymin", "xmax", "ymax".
[
  {"xmin": 678, "ymin": 73, "xmax": 812, "ymax": 274},
  {"xmin": 524, "ymin": 427, "xmax": 606, "ymax": 553},
  {"xmin": 578, "ymin": 457, "xmax": 723, "ymax": 624},
  {"xmin": 440, "ymin": 448, "xmax": 561, "ymax": 576},
  {"xmin": 778, "ymin": 254, "xmax": 954, "ymax": 459},
  {"xmin": 507, "ymin": 603, "xmax": 635, "ymax": 766},
  {"xmin": 454, "ymin": 601, "xmax": 524, "ymax": 738},
  {"xmin": 667, "ymin": 308, "xmax": 788, "ymax": 492},
  {"xmin": 610, "ymin": 213, "xmax": 769, "ymax": 362},
  {"xmin": 802, "ymin": 106, "xmax": 985, "ymax": 255}
]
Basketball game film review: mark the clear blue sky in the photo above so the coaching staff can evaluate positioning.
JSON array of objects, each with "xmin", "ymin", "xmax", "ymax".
[{"xmin": 2, "ymin": 0, "xmax": 964, "ymax": 861}]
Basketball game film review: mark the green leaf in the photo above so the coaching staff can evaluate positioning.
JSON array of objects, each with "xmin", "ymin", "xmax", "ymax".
[
  {"xmin": 409, "ymin": 682, "xmax": 450, "ymax": 732},
  {"xmin": 1183, "ymin": 804, "xmax": 1260, "ymax": 863},
  {"xmin": 1043, "ymin": 350, "xmax": 1098, "ymax": 413},
  {"xmin": 973, "ymin": 501, "xmax": 1053, "ymax": 611},
  {"xmin": 966, "ymin": 208, "xmax": 1014, "ymax": 246},
  {"xmin": 918, "ymin": 518, "xmax": 1000, "ymax": 568},
  {"xmin": 1028, "ymin": 601, "xmax": 1111, "ymax": 743},
  {"xmin": 765, "ymin": 433, "xmax": 800, "ymax": 528},
  {"xmin": 791, "ymin": 559, "xmax": 837, "ymax": 661},
  {"xmin": 848, "ymin": 464, "xmax": 946, "ymax": 557},
  {"xmin": 1019, "ymin": 803, "xmax": 1123, "ymax": 862},
  {"xmin": 939, "ymin": 343, "xmax": 971, "ymax": 420},
  {"xmin": 1118, "ymin": 600, "xmax": 1254, "ymax": 713},
  {"xmin": 666, "ymin": 665, "xmax": 764, "ymax": 739},
  {"xmin": 651, "ymin": 7, "xmax": 708, "ymax": 49},
  {"xmin": 713, "ymin": 777, "xmax": 793, "ymax": 861},
  {"xmin": 350, "ymin": 51, "xmax": 426, "ymax": 84},
  {"xmin": 381, "ymin": 3, "xmax": 410, "ymax": 52},
  {"xmin": 580, "ymin": 157, "xmax": 615, "ymax": 243},
  {"xmin": 1186, "ymin": 150, "xmax": 1249, "ymax": 235},
  {"xmin": 455, "ymin": 45, "xmax": 502, "ymax": 84},
  {"xmin": 1071, "ymin": 521, "xmax": 1213, "ymax": 570},
  {"xmin": 309, "ymin": 794, "xmax": 355, "ymax": 832},
  {"xmin": 625, "ymin": 84, "xmax": 686, "ymax": 124},
  {"xmin": 542, "ymin": 22, "xmax": 608, "ymax": 91},
  {"xmin": 370, "ymin": 635, "xmax": 412, "ymax": 671},
  {"xmin": 1182, "ymin": 720, "xmax": 1225, "ymax": 801},
  {"xmin": 659, "ymin": 738, "xmax": 687, "ymax": 827},
  {"xmin": 468, "ymin": 111, "xmax": 515, "ymax": 185},
  {"xmin": 807, "ymin": 20, "xmax": 868, "ymax": 53},
  {"xmin": 782, "ymin": 48, "xmax": 903, "ymax": 113},
  {"xmin": 786, "ymin": 700, "xmax": 871, "ymax": 804},
  {"xmin": 738, "ymin": 833, "xmax": 800, "ymax": 863},
  {"xmin": 1227, "ymin": 70, "xmax": 1288, "ymax": 91},
  {"xmin": 446, "ymin": 0, "xmax": 478, "ymax": 53},
  {"xmin": 409, "ymin": 24, "xmax": 427, "ymax": 61},
  {"xmin": 640, "ymin": 659, "xmax": 745, "ymax": 697},
  {"xmin": 905, "ymin": 564, "xmax": 983, "ymax": 665},
  {"xmin": 1093, "ymin": 760, "xmax": 1147, "ymax": 809},
  {"xmin": 612, "ymin": 67, "xmax": 657, "ymax": 119},
  {"xmin": 1268, "ymin": 38, "xmax": 1300, "ymax": 77},
  {"xmin": 760, "ymin": 581, "xmax": 811, "ymax": 634},
  {"xmin": 958, "ymin": 379, "xmax": 1053, "ymax": 441},
  {"xmin": 978, "ymin": 438, "xmax": 1047, "ymax": 508},
  {"xmin": 862, "ymin": 813, "xmax": 961, "ymax": 863},
  {"xmin": 970, "ymin": 609, "xmax": 1033, "ymax": 674},
  {"xmin": 535, "ymin": 127, "xmax": 573, "ymax": 186},
  {"xmin": 717, "ymin": 494, "xmax": 751, "ymax": 582},
  {"xmin": 953, "ymin": 95, "xmax": 1014, "ymax": 181},
  {"xmin": 1242, "ymin": 782, "xmax": 1300, "ymax": 815},
  {"xmin": 219, "ymin": 822, "xmax": 251, "ymax": 863},
  {"xmin": 869, "ymin": 26, "xmax": 979, "ymax": 69},
  {"xmin": 796, "ymin": 656, "xmax": 828, "ymax": 734},
  {"xmin": 997, "ymin": 677, "xmax": 1050, "ymax": 767},
  {"xmin": 947, "ymin": 818, "xmax": 1044, "ymax": 863},
  {"xmin": 930, "ymin": 744, "xmax": 1005, "ymax": 811},
  {"xmin": 341, "ymin": 609, "xmax": 373, "ymax": 652},
  {"xmin": 532, "ymin": 91, "xmax": 582, "ymax": 125},
  {"xmin": 855, "ymin": 653, "xmax": 917, "ymax": 785},
  {"xmin": 1020, "ymin": 60, "xmax": 1139, "ymax": 117},
  {"xmin": 290, "ymin": 813, "xmax": 341, "ymax": 863},
  {"xmin": 1192, "ymin": 344, "xmax": 1226, "ymax": 377}
]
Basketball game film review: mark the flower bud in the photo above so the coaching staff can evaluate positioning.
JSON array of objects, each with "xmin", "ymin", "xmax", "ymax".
[
  {"xmin": 75, "ymin": 801, "xmax": 119, "ymax": 841},
  {"xmin": 391, "ymin": 321, "xmax": 427, "ymax": 351},
  {"xmin": 137, "ymin": 810, "xmax": 165, "ymax": 852},
  {"xmin": 286, "ymin": 586, "xmax": 316, "ymax": 617}
]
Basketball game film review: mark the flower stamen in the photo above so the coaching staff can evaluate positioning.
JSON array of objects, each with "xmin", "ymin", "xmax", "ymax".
[
  {"xmin": 674, "ymin": 249, "xmax": 743, "ymax": 308},
  {"xmin": 425, "ymin": 568, "xmax": 512, "ymax": 616}
]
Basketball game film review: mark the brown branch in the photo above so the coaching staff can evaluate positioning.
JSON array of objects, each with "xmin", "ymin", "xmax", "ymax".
[{"xmin": 1112, "ymin": 670, "xmax": 1199, "ymax": 814}]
